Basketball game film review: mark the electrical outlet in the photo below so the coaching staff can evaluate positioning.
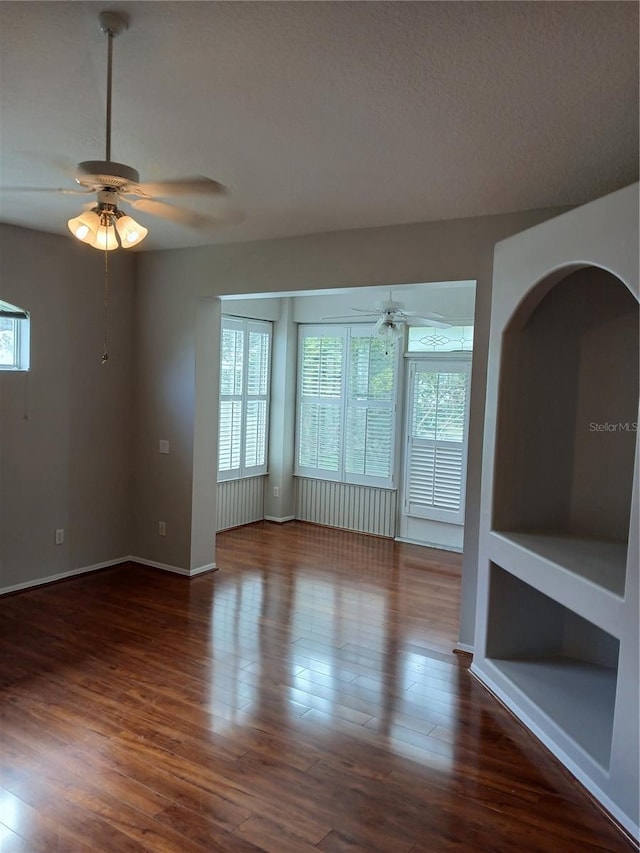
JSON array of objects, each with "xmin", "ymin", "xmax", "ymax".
[
  {"xmin": 159, "ymin": 440, "xmax": 170, "ymax": 454},
  {"xmin": 273, "ymin": 486, "xmax": 279, "ymax": 498},
  {"xmin": 55, "ymin": 529, "xmax": 64, "ymax": 545},
  {"xmin": 158, "ymin": 521, "xmax": 166, "ymax": 536}
]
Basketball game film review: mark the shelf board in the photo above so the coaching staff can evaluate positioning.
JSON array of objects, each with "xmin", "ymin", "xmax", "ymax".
[
  {"xmin": 490, "ymin": 656, "xmax": 617, "ymax": 769},
  {"xmin": 493, "ymin": 532, "xmax": 627, "ymax": 596}
]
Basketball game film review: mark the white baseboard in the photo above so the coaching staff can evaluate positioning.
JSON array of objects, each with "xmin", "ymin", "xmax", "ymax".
[
  {"xmin": 1, "ymin": 555, "xmax": 219, "ymax": 596},
  {"xmin": 128, "ymin": 556, "xmax": 217, "ymax": 577},
  {"xmin": 394, "ymin": 536, "xmax": 463, "ymax": 553},
  {"xmin": 264, "ymin": 515, "xmax": 295, "ymax": 523},
  {"xmin": 190, "ymin": 562, "xmax": 217, "ymax": 576},
  {"xmin": 0, "ymin": 556, "xmax": 130, "ymax": 597}
]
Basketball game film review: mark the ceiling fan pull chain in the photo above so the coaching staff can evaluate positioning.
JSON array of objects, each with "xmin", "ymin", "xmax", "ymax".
[{"xmin": 102, "ymin": 244, "xmax": 109, "ymax": 364}]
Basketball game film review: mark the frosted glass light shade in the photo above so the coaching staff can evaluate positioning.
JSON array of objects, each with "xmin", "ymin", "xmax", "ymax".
[
  {"xmin": 375, "ymin": 317, "xmax": 400, "ymax": 338},
  {"xmin": 115, "ymin": 215, "xmax": 148, "ymax": 248},
  {"xmin": 68, "ymin": 208, "xmax": 148, "ymax": 250},
  {"xmin": 94, "ymin": 222, "xmax": 119, "ymax": 251},
  {"xmin": 67, "ymin": 210, "xmax": 100, "ymax": 244}
]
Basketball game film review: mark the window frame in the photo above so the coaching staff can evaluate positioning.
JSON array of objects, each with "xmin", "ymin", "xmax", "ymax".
[
  {"xmin": 0, "ymin": 300, "xmax": 30, "ymax": 372},
  {"xmin": 402, "ymin": 354, "xmax": 472, "ymax": 524},
  {"xmin": 295, "ymin": 324, "xmax": 400, "ymax": 489},
  {"xmin": 217, "ymin": 316, "xmax": 272, "ymax": 482}
]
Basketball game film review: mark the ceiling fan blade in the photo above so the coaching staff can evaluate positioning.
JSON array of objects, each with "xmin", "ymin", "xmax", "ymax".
[
  {"xmin": 402, "ymin": 310, "xmax": 445, "ymax": 320},
  {"xmin": 0, "ymin": 186, "xmax": 94, "ymax": 195},
  {"xmin": 405, "ymin": 316, "xmax": 451, "ymax": 328},
  {"xmin": 126, "ymin": 197, "xmax": 237, "ymax": 230},
  {"xmin": 128, "ymin": 176, "xmax": 229, "ymax": 198},
  {"xmin": 321, "ymin": 313, "xmax": 378, "ymax": 320}
]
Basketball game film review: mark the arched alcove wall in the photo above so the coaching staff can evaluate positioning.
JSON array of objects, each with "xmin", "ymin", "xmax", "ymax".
[{"xmin": 493, "ymin": 265, "xmax": 639, "ymax": 553}]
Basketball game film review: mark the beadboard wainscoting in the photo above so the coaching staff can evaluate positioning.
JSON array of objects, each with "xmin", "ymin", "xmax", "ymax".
[
  {"xmin": 216, "ymin": 476, "xmax": 265, "ymax": 532},
  {"xmin": 295, "ymin": 477, "xmax": 397, "ymax": 538}
]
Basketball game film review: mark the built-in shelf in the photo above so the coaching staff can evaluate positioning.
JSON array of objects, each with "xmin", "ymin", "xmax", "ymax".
[
  {"xmin": 489, "ymin": 657, "xmax": 617, "ymax": 769},
  {"xmin": 475, "ymin": 185, "xmax": 639, "ymax": 837},
  {"xmin": 485, "ymin": 563, "xmax": 620, "ymax": 769},
  {"xmin": 492, "ymin": 531, "xmax": 627, "ymax": 596}
]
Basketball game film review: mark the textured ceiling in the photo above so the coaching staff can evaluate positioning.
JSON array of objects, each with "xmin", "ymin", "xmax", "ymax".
[{"xmin": 0, "ymin": 1, "xmax": 637, "ymax": 251}]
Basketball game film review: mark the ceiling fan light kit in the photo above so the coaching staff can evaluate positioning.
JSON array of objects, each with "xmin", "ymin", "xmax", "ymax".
[
  {"xmin": 68, "ymin": 190, "xmax": 148, "ymax": 250},
  {"xmin": 374, "ymin": 314, "xmax": 404, "ymax": 338}
]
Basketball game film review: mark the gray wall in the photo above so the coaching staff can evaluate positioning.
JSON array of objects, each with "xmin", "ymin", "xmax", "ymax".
[
  {"xmin": 0, "ymin": 224, "xmax": 135, "ymax": 590},
  {"xmin": 134, "ymin": 208, "xmax": 564, "ymax": 645},
  {"xmin": 0, "ymin": 208, "xmax": 567, "ymax": 642}
]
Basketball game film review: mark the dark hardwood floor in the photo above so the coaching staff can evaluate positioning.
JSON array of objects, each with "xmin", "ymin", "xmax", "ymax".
[{"xmin": 0, "ymin": 521, "xmax": 634, "ymax": 852}]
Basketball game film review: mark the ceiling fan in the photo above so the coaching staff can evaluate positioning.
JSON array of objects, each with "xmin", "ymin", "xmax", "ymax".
[
  {"xmin": 323, "ymin": 292, "xmax": 451, "ymax": 337},
  {"xmin": 2, "ymin": 10, "xmax": 234, "ymax": 250}
]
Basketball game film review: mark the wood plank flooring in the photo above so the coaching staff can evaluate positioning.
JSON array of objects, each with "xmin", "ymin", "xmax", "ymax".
[{"xmin": 0, "ymin": 521, "xmax": 634, "ymax": 852}]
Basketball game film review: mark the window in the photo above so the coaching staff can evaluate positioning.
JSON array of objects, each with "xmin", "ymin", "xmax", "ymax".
[
  {"xmin": 407, "ymin": 325, "xmax": 474, "ymax": 353},
  {"xmin": 218, "ymin": 317, "xmax": 271, "ymax": 481},
  {"xmin": 296, "ymin": 325, "xmax": 399, "ymax": 488},
  {"xmin": 0, "ymin": 300, "xmax": 30, "ymax": 371},
  {"xmin": 403, "ymin": 359, "xmax": 471, "ymax": 524}
]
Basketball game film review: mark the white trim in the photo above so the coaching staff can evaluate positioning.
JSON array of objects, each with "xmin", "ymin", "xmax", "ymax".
[
  {"xmin": 190, "ymin": 562, "xmax": 217, "ymax": 576},
  {"xmin": 264, "ymin": 515, "xmax": 296, "ymax": 523},
  {"xmin": 0, "ymin": 311, "xmax": 30, "ymax": 372},
  {"xmin": 129, "ymin": 556, "xmax": 217, "ymax": 577},
  {"xmin": 0, "ymin": 555, "xmax": 218, "ymax": 596},
  {"xmin": 455, "ymin": 642, "xmax": 474, "ymax": 654},
  {"xmin": 219, "ymin": 280, "xmax": 476, "ymax": 301},
  {"xmin": 0, "ymin": 556, "xmax": 130, "ymax": 596},
  {"xmin": 394, "ymin": 535, "xmax": 463, "ymax": 553},
  {"xmin": 127, "ymin": 556, "xmax": 188, "ymax": 575},
  {"xmin": 470, "ymin": 664, "xmax": 639, "ymax": 842}
]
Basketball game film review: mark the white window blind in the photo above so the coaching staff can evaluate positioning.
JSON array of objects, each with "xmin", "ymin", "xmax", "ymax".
[
  {"xmin": 218, "ymin": 317, "xmax": 271, "ymax": 481},
  {"xmin": 296, "ymin": 325, "xmax": 398, "ymax": 488},
  {"xmin": 404, "ymin": 359, "xmax": 471, "ymax": 523}
]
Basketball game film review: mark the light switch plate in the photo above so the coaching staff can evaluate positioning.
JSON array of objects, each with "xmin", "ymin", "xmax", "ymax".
[{"xmin": 159, "ymin": 440, "xmax": 170, "ymax": 454}]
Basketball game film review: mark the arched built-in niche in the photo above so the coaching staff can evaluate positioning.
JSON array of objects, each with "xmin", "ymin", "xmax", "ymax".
[
  {"xmin": 473, "ymin": 185, "xmax": 639, "ymax": 838},
  {"xmin": 492, "ymin": 265, "xmax": 638, "ymax": 595}
]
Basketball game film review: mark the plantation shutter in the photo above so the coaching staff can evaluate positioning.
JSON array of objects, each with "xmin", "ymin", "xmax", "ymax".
[
  {"xmin": 345, "ymin": 331, "xmax": 396, "ymax": 486},
  {"xmin": 404, "ymin": 360, "xmax": 471, "ymax": 523},
  {"xmin": 296, "ymin": 325, "xmax": 397, "ymax": 487},
  {"xmin": 219, "ymin": 319, "xmax": 244, "ymax": 477},
  {"xmin": 244, "ymin": 323, "xmax": 270, "ymax": 471},
  {"xmin": 218, "ymin": 317, "xmax": 271, "ymax": 480},
  {"xmin": 297, "ymin": 328, "xmax": 346, "ymax": 478}
]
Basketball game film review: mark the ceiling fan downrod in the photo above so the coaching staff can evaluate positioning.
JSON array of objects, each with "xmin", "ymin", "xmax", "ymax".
[{"xmin": 99, "ymin": 11, "xmax": 128, "ymax": 164}]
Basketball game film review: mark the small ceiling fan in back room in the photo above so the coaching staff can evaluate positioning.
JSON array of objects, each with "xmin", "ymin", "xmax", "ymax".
[
  {"xmin": 2, "ymin": 10, "xmax": 235, "ymax": 251},
  {"xmin": 323, "ymin": 292, "xmax": 451, "ymax": 340}
]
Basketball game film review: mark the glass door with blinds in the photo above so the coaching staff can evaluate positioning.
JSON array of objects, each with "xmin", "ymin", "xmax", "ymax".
[{"xmin": 402, "ymin": 358, "xmax": 471, "ymax": 525}]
